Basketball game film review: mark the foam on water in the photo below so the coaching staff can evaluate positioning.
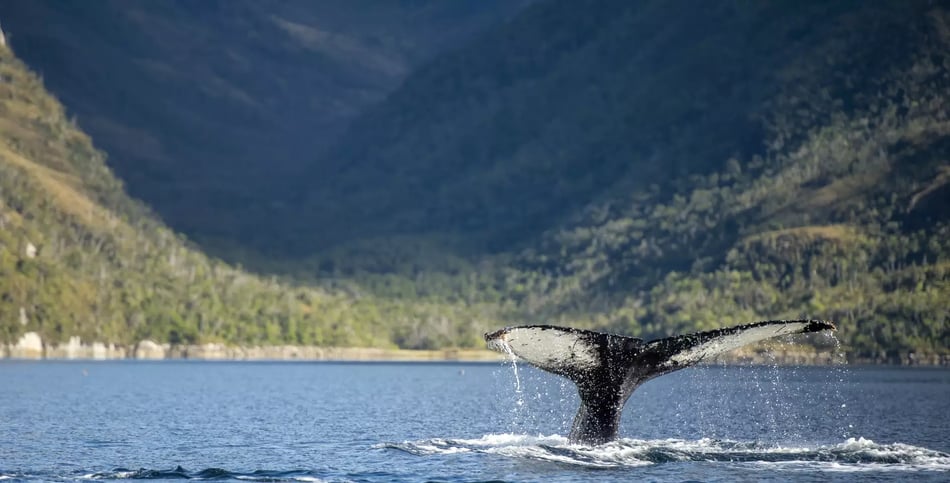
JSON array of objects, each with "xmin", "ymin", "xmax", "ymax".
[
  {"xmin": 57, "ymin": 467, "xmax": 335, "ymax": 482},
  {"xmin": 380, "ymin": 434, "xmax": 950, "ymax": 471}
]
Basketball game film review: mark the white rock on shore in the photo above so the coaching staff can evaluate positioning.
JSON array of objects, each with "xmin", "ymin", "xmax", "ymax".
[
  {"xmin": 43, "ymin": 337, "xmax": 127, "ymax": 359},
  {"xmin": 4, "ymin": 336, "xmax": 941, "ymax": 365},
  {"xmin": 134, "ymin": 340, "xmax": 167, "ymax": 360},
  {"xmin": 8, "ymin": 331, "xmax": 43, "ymax": 359},
  {"xmin": 63, "ymin": 336, "xmax": 82, "ymax": 359}
]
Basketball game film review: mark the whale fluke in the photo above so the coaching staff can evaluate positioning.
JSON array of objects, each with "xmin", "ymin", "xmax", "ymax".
[{"xmin": 485, "ymin": 319, "xmax": 835, "ymax": 445}]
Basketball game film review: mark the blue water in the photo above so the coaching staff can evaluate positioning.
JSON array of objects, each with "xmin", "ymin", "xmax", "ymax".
[{"xmin": 1, "ymin": 361, "xmax": 948, "ymax": 482}]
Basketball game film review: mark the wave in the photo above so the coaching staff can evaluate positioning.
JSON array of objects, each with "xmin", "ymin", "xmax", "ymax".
[
  {"xmin": 0, "ymin": 467, "xmax": 329, "ymax": 482},
  {"xmin": 378, "ymin": 435, "xmax": 950, "ymax": 471},
  {"xmin": 2, "ymin": 437, "xmax": 945, "ymax": 481}
]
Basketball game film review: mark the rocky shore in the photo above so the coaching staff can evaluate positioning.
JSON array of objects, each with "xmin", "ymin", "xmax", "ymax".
[
  {"xmin": 1, "ymin": 331, "xmax": 504, "ymax": 362},
  {"xmin": 713, "ymin": 348, "xmax": 947, "ymax": 367},
  {"xmin": 2, "ymin": 331, "xmax": 947, "ymax": 365}
]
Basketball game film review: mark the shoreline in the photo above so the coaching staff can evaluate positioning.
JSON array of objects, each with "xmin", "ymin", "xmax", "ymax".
[
  {"xmin": 2, "ymin": 334, "xmax": 507, "ymax": 362},
  {"xmin": 3, "ymin": 332, "xmax": 947, "ymax": 366}
]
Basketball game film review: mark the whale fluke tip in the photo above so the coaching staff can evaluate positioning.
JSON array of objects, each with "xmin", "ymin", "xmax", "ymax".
[
  {"xmin": 804, "ymin": 319, "xmax": 836, "ymax": 332},
  {"xmin": 484, "ymin": 328, "xmax": 507, "ymax": 341}
]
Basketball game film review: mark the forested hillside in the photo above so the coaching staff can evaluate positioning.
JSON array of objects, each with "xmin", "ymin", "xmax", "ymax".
[
  {"xmin": 289, "ymin": 0, "xmax": 950, "ymax": 359},
  {"xmin": 1, "ymin": 0, "xmax": 948, "ymax": 361},
  {"xmin": 0, "ymin": 44, "xmax": 506, "ymax": 349}
]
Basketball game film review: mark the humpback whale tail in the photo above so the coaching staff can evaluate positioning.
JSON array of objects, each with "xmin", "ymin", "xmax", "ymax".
[{"xmin": 484, "ymin": 319, "xmax": 836, "ymax": 445}]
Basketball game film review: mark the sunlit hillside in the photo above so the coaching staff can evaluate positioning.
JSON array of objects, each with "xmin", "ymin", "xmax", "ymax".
[{"xmin": 0, "ymin": 44, "xmax": 507, "ymax": 350}]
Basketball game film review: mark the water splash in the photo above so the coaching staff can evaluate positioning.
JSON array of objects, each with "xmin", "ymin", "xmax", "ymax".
[
  {"xmin": 662, "ymin": 332, "xmax": 857, "ymax": 445},
  {"xmin": 824, "ymin": 330, "xmax": 847, "ymax": 365},
  {"xmin": 380, "ymin": 435, "xmax": 950, "ymax": 471},
  {"xmin": 499, "ymin": 339, "xmax": 524, "ymax": 408},
  {"xmin": 812, "ymin": 330, "xmax": 854, "ymax": 440}
]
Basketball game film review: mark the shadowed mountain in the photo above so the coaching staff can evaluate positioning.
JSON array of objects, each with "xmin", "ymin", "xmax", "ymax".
[
  {"xmin": 286, "ymin": 0, "xmax": 949, "ymax": 357},
  {"xmin": 290, "ymin": 0, "xmax": 941, "ymax": 256},
  {"xmin": 0, "ymin": 0, "xmax": 532, "ymax": 250}
]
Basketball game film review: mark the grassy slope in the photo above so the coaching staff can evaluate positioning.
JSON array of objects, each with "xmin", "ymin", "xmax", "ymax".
[{"xmin": 0, "ymin": 44, "xmax": 507, "ymax": 349}]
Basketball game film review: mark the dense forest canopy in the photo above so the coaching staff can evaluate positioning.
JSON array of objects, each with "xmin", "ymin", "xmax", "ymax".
[{"xmin": 0, "ymin": 0, "xmax": 947, "ymax": 360}]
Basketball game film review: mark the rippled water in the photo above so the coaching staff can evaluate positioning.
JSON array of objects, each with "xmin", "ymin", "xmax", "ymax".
[{"xmin": 1, "ymin": 361, "xmax": 947, "ymax": 482}]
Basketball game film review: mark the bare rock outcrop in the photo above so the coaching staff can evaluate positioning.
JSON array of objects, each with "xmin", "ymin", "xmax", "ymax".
[
  {"xmin": 8, "ymin": 331, "xmax": 43, "ymax": 359},
  {"xmin": 134, "ymin": 340, "xmax": 167, "ymax": 360}
]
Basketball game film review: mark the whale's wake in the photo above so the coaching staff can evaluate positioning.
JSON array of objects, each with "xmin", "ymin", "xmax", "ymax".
[{"xmin": 380, "ymin": 435, "xmax": 950, "ymax": 471}]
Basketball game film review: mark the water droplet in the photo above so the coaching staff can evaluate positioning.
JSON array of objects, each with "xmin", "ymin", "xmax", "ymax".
[{"xmin": 500, "ymin": 340, "xmax": 522, "ymax": 394}]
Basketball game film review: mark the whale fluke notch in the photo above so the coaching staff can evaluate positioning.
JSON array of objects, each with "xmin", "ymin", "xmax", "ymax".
[{"xmin": 485, "ymin": 319, "xmax": 835, "ymax": 445}]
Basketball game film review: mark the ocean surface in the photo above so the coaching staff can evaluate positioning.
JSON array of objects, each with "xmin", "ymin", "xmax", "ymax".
[{"xmin": 1, "ymin": 360, "xmax": 948, "ymax": 482}]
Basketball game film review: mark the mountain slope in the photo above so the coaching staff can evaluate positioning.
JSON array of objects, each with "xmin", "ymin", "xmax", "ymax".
[
  {"xmin": 0, "ymin": 0, "xmax": 531, "ymax": 253},
  {"xmin": 0, "ymin": 43, "xmax": 505, "ymax": 349},
  {"xmin": 292, "ymin": 1, "xmax": 892, "ymax": 253},
  {"xmin": 289, "ymin": 0, "xmax": 949, "ymax": 359}
]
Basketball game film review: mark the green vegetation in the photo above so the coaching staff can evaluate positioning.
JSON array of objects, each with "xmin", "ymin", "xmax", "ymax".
[
  {"xmin": 1, "ymin": 1, "xmax": 948, "ymax": 361},
  {"xmin": 0, "ymin": 45, "xmax": 504, "ymax": 349},
  {"xmin": 288, "ymin": 0, "xmax": 949, "ymax": 360}
]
